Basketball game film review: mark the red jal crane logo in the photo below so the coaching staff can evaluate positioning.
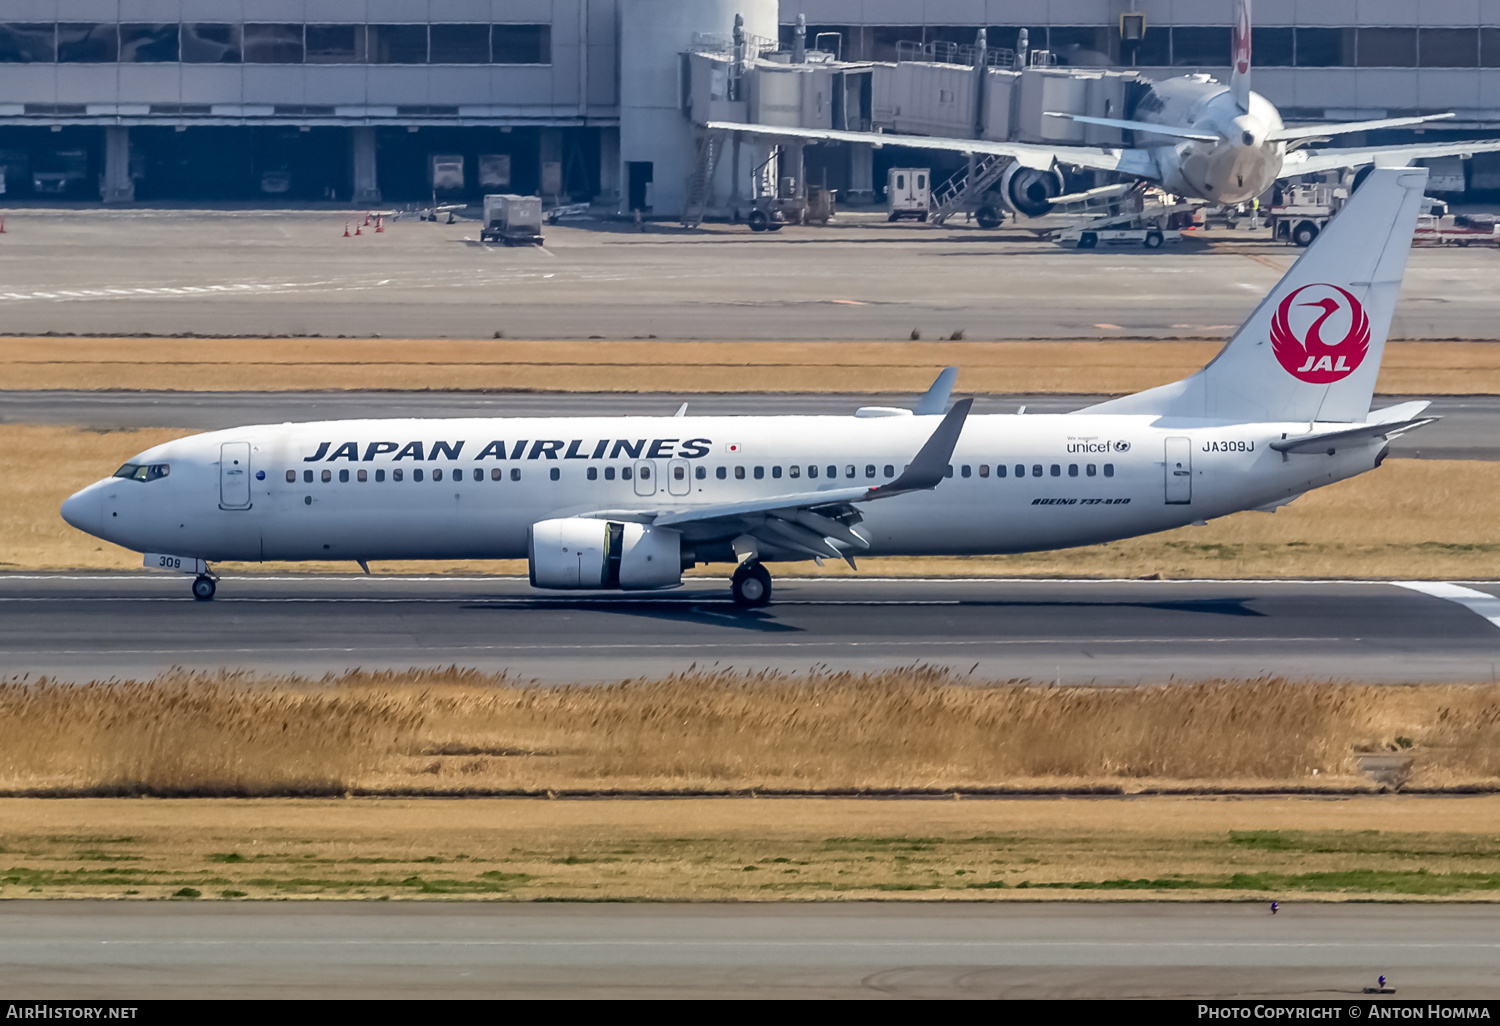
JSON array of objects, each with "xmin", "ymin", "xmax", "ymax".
[
  {"xmin": 1269, "ymin": 284, "xmax": 1370, "ymax": 383},
  {"xmin": 1233, "ymin": 3, "xmax": 1251, "ymax": 74}
]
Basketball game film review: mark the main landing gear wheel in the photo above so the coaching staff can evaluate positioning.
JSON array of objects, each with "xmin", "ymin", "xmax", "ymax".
[
  {"xmin": 731, "ymin": 562, "xmax": 772, "ymax": 608},
  {"xmin": 192, "ymin": 575, "xmax": 217, "ymax": 601}
]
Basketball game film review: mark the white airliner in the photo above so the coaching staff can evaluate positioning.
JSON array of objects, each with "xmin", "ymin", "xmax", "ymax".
[
  {"xmin": 63, "ymin": 167, "xmax": 1435, "ymax": 605},
  {"xmin": 710, "ymin": 0, "xmax": 1500, "ymax": 216}
]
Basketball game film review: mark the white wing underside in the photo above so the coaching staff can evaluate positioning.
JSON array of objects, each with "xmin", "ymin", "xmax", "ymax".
[{"xmin": 1282, "ymin": 138, "xmax": 1500, "ymax": 178}]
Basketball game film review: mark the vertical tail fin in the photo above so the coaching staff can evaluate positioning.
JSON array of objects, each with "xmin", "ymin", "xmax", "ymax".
[
  {"xmin": 1082, "ymin": 167, "xmax": 1427, "ymax": 424},
  {"xmin": 1231, "ymin": 0, "xmax": 1252, "ymax": 112}
]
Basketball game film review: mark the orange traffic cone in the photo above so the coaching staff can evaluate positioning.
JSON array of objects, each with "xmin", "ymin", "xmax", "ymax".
[
  {"xmin": 343, "ymin": 221, "xmax": 350, "ymax": 237},
  {"xmin": 364, "ymin": 212, "xmax": 371, "ymax": 225},
  {"xmin": 375, "ymin": 215, "xmax": 384, "ymax": 233},
  {"xmin": 354, "ymin": 223, "xmax": 362, "ymax": 236},
  {"xmin": 0, "ymin": 215, "xmax": 7, "ymax": 234}
]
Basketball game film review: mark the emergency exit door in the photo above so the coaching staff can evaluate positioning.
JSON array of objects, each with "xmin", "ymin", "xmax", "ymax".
[
  {"xmin": 1164, "ymin": 437, "xmax": 1192, "ymax": 504},
  {"xmin": 667, "ymin": 458, "xmax": 691, "ymax": 496},
  {"xmin": 634, "ymin": 460, "xmax": 656, "ymax": 496},
  {"xmin": 219, "ymin": 441, "xmax": 252, "ymax": 510}
]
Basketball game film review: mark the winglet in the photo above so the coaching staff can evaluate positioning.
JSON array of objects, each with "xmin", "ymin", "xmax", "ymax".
[
  {"xmin": 869, "ymin": 397, "xmax": 972, "ymax": 496},
  {"xmin": 913, "ymin": 367, "xmax": 958, "ymax": 415}
]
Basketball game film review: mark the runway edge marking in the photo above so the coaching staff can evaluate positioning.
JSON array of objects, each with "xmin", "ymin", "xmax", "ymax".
[{"xmin": 1394, "ymin": 581, "xmax": 1500, "ymax": 631}]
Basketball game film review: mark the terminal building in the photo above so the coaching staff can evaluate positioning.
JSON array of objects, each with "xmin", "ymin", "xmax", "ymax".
[{"xmin": 2, "ymin": 1, "xmax": 1499, "ymax": 210}]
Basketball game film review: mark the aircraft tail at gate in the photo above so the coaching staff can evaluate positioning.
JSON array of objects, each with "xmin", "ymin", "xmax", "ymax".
[{"xmin": 1082, "ymin": 166, "xmax": 1427, "ymax": 424}]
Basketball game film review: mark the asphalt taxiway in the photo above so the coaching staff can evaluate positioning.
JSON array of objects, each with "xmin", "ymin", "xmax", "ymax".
[
  {"xmin": 4, "ymin": 390, "xmax": 1496, "ymax": 460},
  {"xmin": 1, "ymin": 209, "xmax": 1499, "ymax": 340},
  {"xmin": 5, "ymin": 902, "xmax": 1498, "ymax": 999},
  {"xmin": 4, "ymin": 576, "xmax": 1499, "ymax": 683}
]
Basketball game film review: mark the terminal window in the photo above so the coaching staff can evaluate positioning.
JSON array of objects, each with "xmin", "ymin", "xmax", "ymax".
[
  {"xmin": 58, "ymin": 23, "xmax": 116, "ymax": 62},
  {"xmin": 307, "ymin": 25, "xmax": 365, "ymax": 63},
  {"xmin": 244, "ymin": 24, "xmax": 304, "ymax": 64},
  {"xmin": 120, "ymin": 24, "xmax": 178, "ymax": 62},
  {"xmin": 431, "ymin": 24, "xmax": 490, "ymax": 63},
  {"xmin": 369, "ymin": 24, "xmax": 428, "ymax": 64},
  {"xmin": 492, "ymin": 24, "xmax": 550, "ymax": 64},
  {"xmin": 182, "ymin": 24, "xmax": 240, "ymax": 63},
  {"xmin": 0, "ymin": 23, "xmax": 55, "ymax": 62}
]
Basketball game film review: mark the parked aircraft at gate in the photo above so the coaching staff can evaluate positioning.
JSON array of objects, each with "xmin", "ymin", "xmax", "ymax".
[
  {"xmin": 710, "ymin": 0, "xmax": 1500, "ymax": 216},
  {"xmin": 63, "ymin": 168, "xmax": 1436, "ymax": 605}
]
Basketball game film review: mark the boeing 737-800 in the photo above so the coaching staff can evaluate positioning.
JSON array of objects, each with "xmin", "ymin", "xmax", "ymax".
[
  {"xmin": 710, "ymin": 0, "xmax": 1500, "ymax": 216},
  {"xmin": 63, "ymin": 168, "xmax": 1435, "ymax": 605}
]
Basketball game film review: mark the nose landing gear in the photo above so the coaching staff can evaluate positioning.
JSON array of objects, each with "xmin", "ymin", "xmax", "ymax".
[
  {"xmin": 730, "ymin": 562, "xmax": 773, "ymax": 607},
  {"xmin": 191, "ymin": 574, "xmax": 217, "ymax": 601}
]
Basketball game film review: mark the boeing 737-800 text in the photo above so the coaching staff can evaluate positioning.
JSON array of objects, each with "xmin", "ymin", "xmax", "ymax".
[{"xmin": 63, "ymin": 168, "xmax": 1435, "ymax": 605}]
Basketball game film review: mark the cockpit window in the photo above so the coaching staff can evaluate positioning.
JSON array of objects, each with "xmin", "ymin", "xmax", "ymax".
[{"xmin": 113, "ymin": 463, "xmax": 170, "ymax": 482}]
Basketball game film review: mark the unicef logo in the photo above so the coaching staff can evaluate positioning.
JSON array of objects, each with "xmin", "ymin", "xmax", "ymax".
[{"xmin": 1113, "ymin": 440, "xmax": 1131, "ymax": 453}]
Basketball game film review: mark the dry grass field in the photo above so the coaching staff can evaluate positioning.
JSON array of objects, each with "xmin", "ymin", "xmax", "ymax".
[
  {"xmin": 2, "ymin": 795, "xmax": 1499, "ymax": 901},
  {"xmin": 8, "ymin": 423, "xmax": 1498, "ymax": 577},
  {"xmin": 3, "ymin": 669, "xmax": 1500, "ymax": 900},
  {"xmin": 3, "ymin": 669, "xmax": 1498, "ymax": 796},
  {"xmin": 4, "ymin": 336, "xmax": 1500, "ymax": 394}
]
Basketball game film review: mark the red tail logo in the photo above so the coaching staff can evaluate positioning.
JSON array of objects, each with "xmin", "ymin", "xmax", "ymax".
[
  {"xmin": 1234, "ymin": 3, "xmax": 1252, "ymax": 74},
  {"xmin": 1269, "ymin": 284, "xmax": 1370, "ymax": 383}
]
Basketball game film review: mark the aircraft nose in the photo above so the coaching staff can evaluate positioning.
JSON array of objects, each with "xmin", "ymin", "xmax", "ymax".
[{"xmin": 60, "ymin": 482, "xmax": 103, "ymax": 536}]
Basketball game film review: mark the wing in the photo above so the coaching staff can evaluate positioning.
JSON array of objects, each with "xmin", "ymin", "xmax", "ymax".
[
  {"xmin": 1268, "ymin": 113, "xmax": 1455, "ymax": 143},
  {"xmin": 570, "ymin": 399, "xmax": 974, "ymax": 568},
  {"xmin": 705, "ymin": 121, "xmax": 1161, "ymax": 178},
  {"xmin": 1281, "ymin": 138, "xmax": 1500, "ymax": 178}
]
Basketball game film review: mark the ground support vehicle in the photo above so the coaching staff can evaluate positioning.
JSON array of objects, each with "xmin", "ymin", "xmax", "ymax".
[{"xmin": 480, "ymin": 194, "xmax": 545, "ymax": 246}]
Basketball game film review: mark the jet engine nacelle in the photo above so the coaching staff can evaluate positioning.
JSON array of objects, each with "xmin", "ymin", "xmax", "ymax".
[
  {"xmin": 1000, "ymin": 163, "xmax": 1065, "ymax": 218},
  {"xmin": 528, "ymin": 517, "xmax": 685, "ymax": 590}
]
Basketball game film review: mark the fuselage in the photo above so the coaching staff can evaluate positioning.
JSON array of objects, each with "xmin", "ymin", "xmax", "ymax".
[
  {"xmin": 62, "ymin": 412, "xmax": 1383, "ymax": 568},
  {"xmin": 1135, "ymin": 76, "xmax": 1286, "ymax": 205}
]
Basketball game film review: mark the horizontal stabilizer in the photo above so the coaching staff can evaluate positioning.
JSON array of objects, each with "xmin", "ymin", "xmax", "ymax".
[
  {"xmin": 1044, "ymin": 112, "xmax": 1218, "ymax": 143},
  {"xmin": 1271, "ymin": 415, "xmax": 1438, "ymax": 454},
  {"xmin": 1269, "ymin": 113, "xmax": 1454, "ymax": 142}
]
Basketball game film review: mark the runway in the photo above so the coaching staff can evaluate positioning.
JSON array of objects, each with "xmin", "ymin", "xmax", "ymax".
[
  {"xmin": 4, "ymin": 390, "xmax": 1495, "ymax": 460},
  {"xmin": 6, "ymin": 902, "xmax": 1498, "ymax": 998},
  {"xmin": 5, "ymin": 575, "xmax": 1500, "ymax": 683}
]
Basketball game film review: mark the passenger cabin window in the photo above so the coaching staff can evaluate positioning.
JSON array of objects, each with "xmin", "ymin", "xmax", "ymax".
[
  {"xmin": 961, "ymin": 465, "xmax": 971, "ymax": 478},
  {"xmin": 1104, "ymin": 464, "xmax": 1115, "ymax": 477},
  {"xmin": 789, "ymin": 466, "xmax": 800, "ymax": 479},
  {"xmin": 978, "ymin": 464, "xmax": 989, "ymax": 478},
  {"xmin": 809, "ymin": 465, "xmax": 818, "ymax": 479},
  {"xmin": 695, "ymin": 466, "xmax": 705, "ymax": 480},
  {"xmin": 491, "ymin": 468, "xmax": 502, "ymax": 481},
  {"xmin": 433, "ymin": 468, "xmax": 443, "ymax": 482},
  {"xmin": 1068, "ymin": 464, "xmax": 1078, "ymax": 477},
  {"xmin": 321, "ymin": 469, "xmax": 331, "ymax": 483},
  {"xmin": 735, "ymin": 466, "xmax": 745, "ymax": 480},
  {"xmin": 303, "ymin": 469, "xmax": 313, "ymax": 483},
  {"xmin": 357, "ymin": 469, "xmax": 367, "ymax": 482},
  {"xmin": 588, "ymin": 467, "xmax": 598, "ymax": 481},
  {"xmin": 896, "ymin": 174, "xmax": 905, "ymax": 189},
  {"xmin": 393, "ymin": 469, "xmax": 403, "ymax": 482},
  {"xmin": 917, "ymin": 173, "xmax": 926, "ymax": 189},
  {"xmin": 510, "ymin": 468, "xmax": 521, "ymax": 481},
  {"xmin": 754, "ymin": 466, "xmax": 764, "ymax": 479},
  {"xmin": 622, "ymin": 467, "xmax": 632, "ymax": 480},
  {"xmin": 285, "ymin": 470, "xmax": 296, "ymax": 483},
  {"xmin": 605, "ymin": 467, "xmax": 616, "ymax": 481},
  {"xmin": 376, "ymin": 469, "xmax": 386, "ymax": 482},
  {"xmin": 1050, "ymin": 465, "xmax": 1061, "ymax": 477},
  {"xmin": 339, "ymin": 469, "xmax": 349, "ymax": 483},
  {"xmin": 550, "ymin": 468, "xmax": 560, "ymax": 481},
  {"xmin": 716, "ymin": 466, "xmax": 727, "ymax": 480},
  {"xmin": 865, "ymin": 465, "xmax": 876, "ymax": 478},
  {"xmin": 1032, "ymin": 465, "xmax": 1042, "ymax": 477},
  {"xmin": 473, "ymin": 468, "xmax": 483, "ymax": 482},
  {"xmin": 413, "ymin": 469, "xmax": 423, "ymax": 482},
  {"xmin": 996, "ymin": 464, "xmax": 1006, "ymax": 478},
  {"xmin": 1087, "ymin": 464, "xmax": 1097, "ymax": 477},
  {"xmin": 772, "ymin": 466, "xmax": 782, "ymax": 479},
  {"xmin": 884, "ymin": 465, "xmax": 895, "ymax": 478},
  {"xmin": 943, "ymin": 465, "xmax": 953, "ymax": 478}
]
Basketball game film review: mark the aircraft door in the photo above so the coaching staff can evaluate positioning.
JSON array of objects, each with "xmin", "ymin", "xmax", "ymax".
[
  {"xmin": 219, "ymin": 441, "xmax": 252, "ymax": 510},
  {"xmin": 633, "ymin": 460, "xmax": 656, "ymax": 496},
  {"xmin": 1164, "ymin": 437, "xmax": 1192, "ymax": 504},
  {"xmin": 667, "ymin": 458, "xmax": 691, "ymax": 496}
]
